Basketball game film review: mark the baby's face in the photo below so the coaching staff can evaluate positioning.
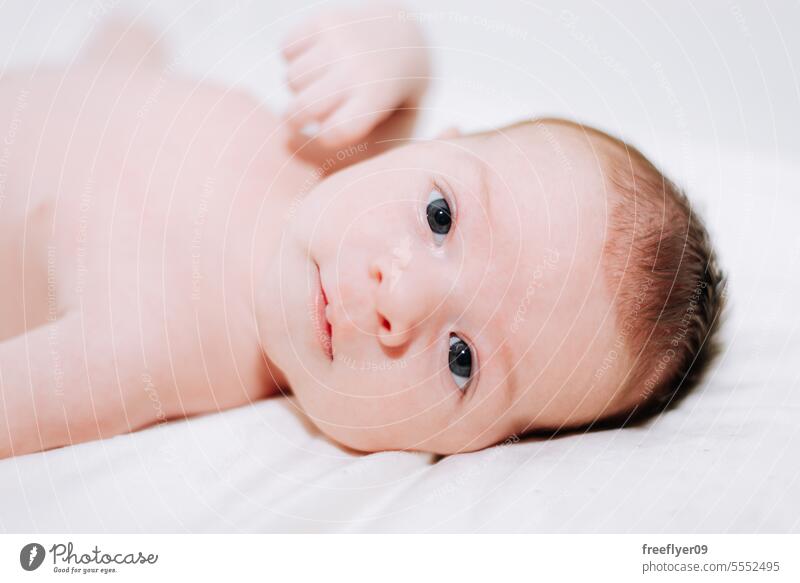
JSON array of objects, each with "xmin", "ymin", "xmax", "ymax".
[{"xmin": 261, "ymin": 124, "xmax": 632, "ymax": 454}]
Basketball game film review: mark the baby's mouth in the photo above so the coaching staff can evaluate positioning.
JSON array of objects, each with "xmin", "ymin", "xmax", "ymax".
[{"xmin": 313, "ymin": 261, "xmax": 334, "ymax": 361}]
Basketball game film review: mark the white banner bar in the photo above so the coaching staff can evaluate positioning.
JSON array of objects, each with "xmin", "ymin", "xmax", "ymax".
[{"xmin": 1, "ymin": 534, "xmax": 796, "ymax": 582}]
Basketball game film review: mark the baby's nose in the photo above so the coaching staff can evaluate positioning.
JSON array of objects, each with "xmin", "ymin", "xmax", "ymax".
[{"xmin": 369, "ymin": 245, "xmax": 449, "ymax": 348}]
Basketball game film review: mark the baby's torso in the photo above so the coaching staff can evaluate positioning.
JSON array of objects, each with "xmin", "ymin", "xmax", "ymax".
[{"xmin": 0, "ymin": 68, "xmax": 312, "ymax": 409}]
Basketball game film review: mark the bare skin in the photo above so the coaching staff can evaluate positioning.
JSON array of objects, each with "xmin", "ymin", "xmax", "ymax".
[
  {"xmin": 0, "ymin": 68, "xmax": 293, "ymax": 456},
  {"xmin": 0, "ymin": 9, "xmax": 424, "ymax": 458},
  {"xmin": 0, "ymin": 5, "xmax": 633, "ymax": 458}
]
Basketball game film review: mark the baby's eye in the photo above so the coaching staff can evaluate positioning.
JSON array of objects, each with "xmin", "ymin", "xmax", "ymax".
[
  {"xmin": 448, "ymin": 333, "xmax": 474, "ymax": 391},
  {"xmin": 426, "ymin": 189, "xmax": 452, "ymax": 246}
]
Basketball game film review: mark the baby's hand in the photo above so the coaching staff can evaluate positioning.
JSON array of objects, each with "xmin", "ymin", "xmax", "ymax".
[{"xmin": 281, "ymin": 3, "xmax": 429, "ymax": 148}]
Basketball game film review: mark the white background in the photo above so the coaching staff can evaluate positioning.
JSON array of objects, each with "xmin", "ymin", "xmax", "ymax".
[{"xmin": 0, "ymin": 0, "xmax": 798, "ymax": 534}]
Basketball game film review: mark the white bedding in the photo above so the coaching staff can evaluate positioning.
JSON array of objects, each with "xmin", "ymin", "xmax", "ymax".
[{"xmin": 1, "ymin": 0, "xmax": 798, "ymax": 533}]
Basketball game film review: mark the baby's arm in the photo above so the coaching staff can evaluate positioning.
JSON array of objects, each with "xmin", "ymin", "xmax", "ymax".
[
  {"xmin": 0, "ymin": 315, "xmax": 163, "ymax": 458},
  {"xmin": 280, "ymin": 2, "xmax": 429, "ymax": 166}
]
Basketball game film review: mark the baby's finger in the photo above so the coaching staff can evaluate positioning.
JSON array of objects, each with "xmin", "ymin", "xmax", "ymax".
[
  {"xmin": 285, "ymin": 47, "xmax": 328, "ymax": 93},
  {"xmin": 317, "ymin": 97, "xmax": 386, "ymax": 148},
  {"xmin": 284, "ymin": 80, "xmax": 346, "ymax": 132},
  {"xmin": 279, "ymin": 19, "xmax": 317, "ymax": 60}
]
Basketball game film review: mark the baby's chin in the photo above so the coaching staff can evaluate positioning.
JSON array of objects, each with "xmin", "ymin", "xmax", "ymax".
[
  {"xmin": 308, "ymin": 415, "xmax": 510, "ymax": 455},
  {"xmin": 307, "ymin": 420, "xmax": 394, "ymax": 454}
]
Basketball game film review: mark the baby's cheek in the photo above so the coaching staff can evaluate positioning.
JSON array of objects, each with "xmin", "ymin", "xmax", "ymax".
[
  {"xmin": 297, "ymin": 361, "xmax": 452, "ymax": 450},
  {"xmin": 350, "ymin": 368, "xmax": 426, "ymax": 409},
  {"xmin": 307, "ymin": 387, "xmax": 414, "ymax": 452}
]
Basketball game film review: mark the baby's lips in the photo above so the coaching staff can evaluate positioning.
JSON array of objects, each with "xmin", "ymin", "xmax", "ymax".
[{"xmin": 324, "ymin": 303, "xmax": 335, "ymax": 332}]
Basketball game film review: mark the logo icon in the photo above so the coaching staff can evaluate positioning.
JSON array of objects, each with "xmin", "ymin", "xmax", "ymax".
[{"xmin": 20, "ymin": 543, "xmax": 46, "ymax": 571}]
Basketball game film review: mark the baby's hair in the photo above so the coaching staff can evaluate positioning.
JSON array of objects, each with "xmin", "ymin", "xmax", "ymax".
[
  {"xmin": 499, "ymin": 117, "xmax": 726, "ymax": 430},
  {"xmin": 536, "ymin": 118, "xmax": 726, "ymax": 427}
]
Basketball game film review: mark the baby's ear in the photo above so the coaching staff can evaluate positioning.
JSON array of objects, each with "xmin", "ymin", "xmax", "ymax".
[{"xmin": 434, "ymin": 126, "xmax": 461, "ymax": 140}]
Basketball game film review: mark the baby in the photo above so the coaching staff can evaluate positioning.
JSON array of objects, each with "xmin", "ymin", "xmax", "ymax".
[{"xmin": 0, "ymin": 4, "xmax": 725, "ymax": 458}]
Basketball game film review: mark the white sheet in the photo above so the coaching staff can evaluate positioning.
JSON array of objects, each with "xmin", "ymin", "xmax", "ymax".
[{"xmin": 1, "ymin": 0, "xmax": 798, "ymax": 533}]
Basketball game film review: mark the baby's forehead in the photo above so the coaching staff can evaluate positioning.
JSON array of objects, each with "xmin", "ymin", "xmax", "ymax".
[
  {"xmin": 440, "ymin": 126, "xmax": 604, "ymax": 206},
  {"xmin": 452, "ymin": 130, "xmax": 614, "ymax": 328},
  {"xmin": 415, "ymin": 122, "xmax": 611, "ymax": 287}
]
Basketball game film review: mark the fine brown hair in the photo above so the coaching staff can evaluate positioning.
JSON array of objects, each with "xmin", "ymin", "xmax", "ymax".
[
  {"xmin": 524, "ymin": 118, "xmax": 727, "ymax": 428},
  {"xmin": 605, "ymin": 145, "xmax": 726, "ymax": 425},
  {"xmin": 575, "ymin": 119, "xmax": 725, "ymax": 426}
]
